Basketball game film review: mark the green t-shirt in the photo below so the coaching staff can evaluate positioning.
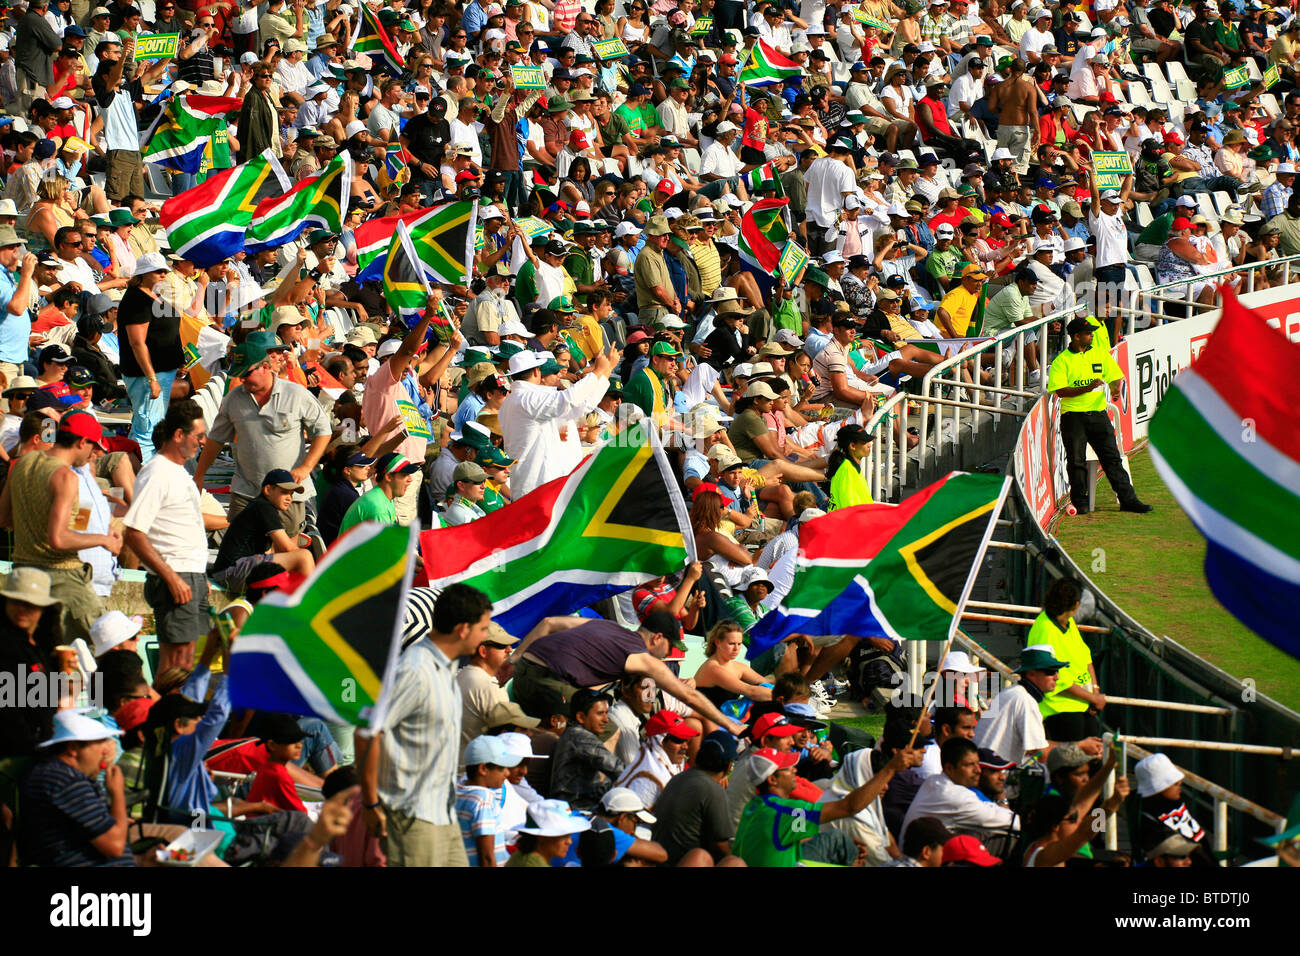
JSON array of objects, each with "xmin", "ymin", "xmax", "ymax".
[
  {"xmin": 727, "ymin": 409, "xmax": 769, "ymax": 463},
  {"xmin": 925, "ymin": 246, "xmax": 962, "ymax": 282},
  {"xmin": 564, "ymin": 250, "xmax": 594, "ymax": 305},
  {"xmin": 772, "ymin": 296, "xmax": 803, "ymax": 335},
  {"xmin": 982, "ymin": 282, "xmax": 1033, "ymax": 333},
  {"xmin": 733, "ymin": 794, "xmax": 822, "ymax": 867},
  {"xmin": 515, "ymin": 259, "xmax": 539, "ymax": 310},
  {"xmin": 1046, "ymin": 341, "xmax": 1122, "ymax": 413},
  {"xmin": 599, "ymin": 111, "xmax": 632, "ymax": 148},
  {"xmin": 1027, "ymin": 611, "xmax": 1094, "ymax": 717},
  {"xmin": 615, "ymin": 102, "xmax": 655, "ymax": 137},
  {"xmin": 338, "ymin": 485, "xmax": 396, "ymax": 535}
]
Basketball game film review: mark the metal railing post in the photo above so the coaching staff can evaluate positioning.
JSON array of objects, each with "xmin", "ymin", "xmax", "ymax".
[{"xmin": 1215, "ymin": 798, "xmax": 1229, "ymax": 867}]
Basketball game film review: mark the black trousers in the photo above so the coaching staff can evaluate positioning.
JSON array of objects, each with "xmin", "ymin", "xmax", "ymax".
[{"xmin": 1060, "ymin": 410, "xmax": 1139, "ymax": 509}]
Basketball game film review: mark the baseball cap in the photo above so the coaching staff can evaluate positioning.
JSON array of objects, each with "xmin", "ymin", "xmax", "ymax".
[
  {"xmin": 944, "ymin": 834, "xmax": 1003, "ymax": 866},
  {"xmin": 650, "ymin": 341, "xmax": 681, "ymax": 358},
  {"xmin": 978, "ymin": 748, "xmax": 1016, "ymax": 770},
  {"xmin": 641, "ymin": 608, "xmax": 685, "ymax": 651},
  {"xmin": 599, "ymin": 787, "xmax": 657, "ymax": 824},
  {"xmin": 749, "ymin": 746, "xmax": 800, "ymax": 781},
  {"xmin": 65, "ymin": 366, "xmax": 98, "ymax": 389},
  {"xmin": 464, "ymin": 734, "xmax": 524, "ymax": 769},
  {"xmin": 1047, "ymin": 742, "xmax": 1095, "ymax": 773},
  {"xmin": 752, "ymin": 712, "xmax": 801, "ymax": 741},
  {"xmin": 261, "ymin": 468, "xmax": 304, "ymax": 492},
  {"xmin": 39, "ymin": 344, "xmax": 74, "ymax": 366},
  {"xmin": 452, "ymin": 461, "xmax": 488, "ymax": 484},
  {"xmin": 58, "ymin": 410, "xmax": 106, "ymax": 450},
  {"xmin": 644, "ymin": 710, "xmax": 700, "ymax": 740}
]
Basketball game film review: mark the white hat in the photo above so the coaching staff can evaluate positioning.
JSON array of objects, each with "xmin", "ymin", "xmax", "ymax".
[
  {"xmin": 657, "ymin": 313, "xmax": 687, "ymax": 329},
  {"xmin": 1135, "ymin": 753, "xmax": 1184, "ymax": 798},
  {"xmin": 463, "ymin": 734, "xmax": 524, "ymax": 768},
  {"xmin": 887, "ymin": 201, "xmax": 909, "ymax": 218},
  {"xmin": 716, "ymin": 120, "xmax": 740, "ymax": 135},
  {"xmin": 750, "ymin": 361, "xmax": 775, "ymax": 376},
  {"xmin": 481, "ymin": 206, "xmax": 505, "ymax": 219},
  {"xmin": 38, "ymin": 709, "xmax": 122, "ymax": 749},
  {"xmin": 991, "ymin": 147, "xmax": 1014, "ymax": 161},
  {"xmin": 1099, "ymin": 189, "xmax": 1122, "ymax": 203},
  {"xmin": 508, "ymin": 350, "xmax": 548, "ymax": 376},
  {"xmin": 935, "ymin": 223, "xmax": 955, "ymax": 237},
  {"xmin": 1277, "ymin": 162, "xmax": 1297, "ymax": 175},
  {"xmin": 663, "ymin": 207, "xmax": 684, "ymax": 220},
  {"xmin": 1175, "ymin": 195, "xmax": 1197, "ymax": 208},
  {"xmin": 516, "ymin": 799, "xmax": 592, "ymax": 836},
  {"xmin": 821, "ymin": 250, "xmax": 845, "ymax": 265},
  {"xmin": 50, "ymin": 96, "xmax": 75, "ymax": 109},
  {"xmin": 90, "ymin": 610, "xmax": 143, "ymax": 657},
  {"xmin": 307, "ymin": 82, "xmax": 330, "ymax": 98},
  {"xmin": 344, "ymin": 119, "xmax": 367, "ymax": 140},
  {"xmin": 0, "ymin": 199, "xmax": 18, "ymax": 217},
  {"xmin": 844, "ymin": 194, "xmax": 861, "ymax": 210},
  {"xmin": 377, "ymin": 339, "xmax": 402, "ymax": 360},
  {"xmin": 797, "ymin": 506, "xmax": 826, "ymax": 523},
  {"xmin": 1063, "ymin": 236, "xmax": 1086, "ymax": 253},
  {"xmin": 614, "ymin": 221, "xmax": 641, "ymax": 238},
  {"xmin": 240, "ymin": 51, "xmax": 259, "ymax": 65},
  {"xmin": 1032, "ymin": 238, "xmax": 1054, "ymax": 254},
  {"xmin": 497, "ymin": 318, "xmax": 529, "ymax": 338},
  {"xmin": 723, "ymin": 193, "xmax": 745, "ymax": 208},
  {"xmin": 600, "ymin": 787, "xmax": 657, "ymax": 824},
  {"xmin": 940, "ymin": 650, "xmax": 983, "ymax": 674},
  {"xmin": 775, "ymin": 329, "xmax": 804, "ymax": 348},
  {"xmin": 1091, "ymin": 26, "xmax": 1108, "ymax": 37},
  {"xmin": 131, "ymin": 252, "xmax": 168, "ymax": 276},
  {"xmin": 498, "ymin": 731, "xmax": 547, "ymax": 761},
  {"xmin": 733, "ymin": 362, "xmax": 754, "ymax": 378}
]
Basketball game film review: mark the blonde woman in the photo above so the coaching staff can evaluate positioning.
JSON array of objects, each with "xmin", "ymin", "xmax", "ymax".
[
  {"xmin": 23, "ymin": 176, "xmax": 79, "ymax": 251},
  {"xmin": 691, "ymin": 620, "xmax": 774, "ymax": 710}
]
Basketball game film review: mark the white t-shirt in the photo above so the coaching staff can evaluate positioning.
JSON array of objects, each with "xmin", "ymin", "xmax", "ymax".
[
  {"xmin": 1089, "ymin": 207, "xmax": 1128, "ymax": 268},
  {"xmin": 1020, "ymin": 26, "xmax": 1054, "ymax": 58},
  {"xmin": 123, "ymin": 454, "xmax": 210, "ymax": 574},
  {"xmin": 55, "ymin": 257, "xmax": 101, "ymax": 295},
  {"xmin": 367, "ymin": 101, "xmax": 402, "ymax": 140},
  {"xmin": 805, "ymin": 156, "xmax": 855, "ymax": 229},
  {"xmin": 700, "ymin": 141, "xmax": 741, "ymax": 179},
  {"xmin": 948, "ymin": 73, "xmax": 984, "ymax": 112},
  {"xmin": 449, "ymin": 118, "xmax": 482, "ymax": 165},
  {"xmin": 975, "ymin": 683, "xmax": 1048, "ymax": 766}
]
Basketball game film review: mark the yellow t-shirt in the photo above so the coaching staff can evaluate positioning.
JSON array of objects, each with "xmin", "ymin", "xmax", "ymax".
[
  {"xmin": 940, "ymin": 284, "xmax": 980, "ymax": 336},
  {"xmin": 1028, "ymin": 611, "xmax": 1093, "ymax": 716},
  {"xmin": 1047, "ymin": 341, "xmax": 1122, "ymax": 413}
]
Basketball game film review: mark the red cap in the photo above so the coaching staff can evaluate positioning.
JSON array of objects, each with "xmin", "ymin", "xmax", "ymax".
[
  {"xmin": 455, "ymin": 169, "xmax": 481, "ymax": 183},
  {"xmin": 1172, "ymin": 216, "xmax": 1194, "ymax": 230},
  {"xmin": 112, "ymin": 696, "xmax": 153, "ymax": 732},
  {"xmin": 655, "ymin": 179, "xmax": 676, "ymax": 195},
  {"xmin": 943, "ymin": 834, "xmax": 1003, "ymax": 866},
  {"xmin": 692, "ymin": 481, "xmax": 722, "ymax": 499},
  {"xmin": 721, "ymin": 54, "xmax": 738, "ymax": 65},
  {"xmin": 1164, "ymin": 131, "xmax": 1184, "ymax": 146},
  {"xmin": 569, "ymin": 129, "xmax": 589, "ymax": 149},
  {"xmin": 41, "ymin": 381, "xmax": 74, "ymax": 399},
  {"xmin": 992, "ymin": 211, "xmax": 1012, "ymax": 228},
  {"xmin": 790, "ymin": 777, "xmax": 824, "ymax": 802},
  {"xmin": 752, "ymin": 712, "xmax": 802, "ymax": 741},
  {"xmin": 1099, "ymin": 91, "xmax": 1118, "ymax": 104},
  {"xmin": 752, "ymin": 746, "xmax": 800, "ymax": 772},
  {"xmin": 645, "ymin": 710, "xmax": 700, "ymax": 739},
  {"xmin": 58, "ymin": 410, "xmax": 106, "ymax": 450}
]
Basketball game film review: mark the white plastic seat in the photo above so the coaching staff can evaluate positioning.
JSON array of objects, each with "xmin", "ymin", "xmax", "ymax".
[
  {"xmin": 1211, "ymin": 191, "xmax": 1234, "ymax": 214},
  {"xmin": 1135, "ymin": 203, "xmax": 1153, "ymax": 228},
  {"xmin": 1196, "ymin": 193, "xmax": 1219, "ymax": 223},
  {"xmin": 1175, "ymin": 79, "xmax": 1198, "ymax": 104},
  {"xmin": 1126, "ymin": 82, "xmax": 1154, "ymax": 108},
  {"xmin": 1143, "ymin": 62, "xmax": 1175, "ymax": 103},
  {"xmin": 1164, "ymin": 60, "xmax": 1191, "ymax": 88},
  {"xmin": 1245, "ymin": 58, "xmax": 1264, "ymax": 81},
  {"xmin": 682, "ymin": 147, "xmax": 701, "ymax": 174}
]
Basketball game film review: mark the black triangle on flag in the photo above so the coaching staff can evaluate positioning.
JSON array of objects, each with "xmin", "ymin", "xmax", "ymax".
[
  {"xmin": 325, "ymin": 573, "xmax": 407, "ymax": 680},
  {"xmin": 902, "ymin": 509, "xmax": 990, "ymax": 611},
  {"xmin": 604, "ymin": 452, "xmax": 683, "ymax": 536}
]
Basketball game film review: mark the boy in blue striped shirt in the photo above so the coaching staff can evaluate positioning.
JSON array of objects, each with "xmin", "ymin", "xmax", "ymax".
[{"xmin": 455, "ymin": 735, "xmax": 524, "ymax": 866}]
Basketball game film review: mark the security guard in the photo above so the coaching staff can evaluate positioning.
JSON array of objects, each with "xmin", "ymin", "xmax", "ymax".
[
  {"xmin": 1047, "ymin": 316, "xmax": 1153, "ymax": 514},
  {"xmin": 476, "ymin": 445, "xmax": 515, "ymax": 514},
  {"xmin": 443, "ymin": 461, "xmax": 490, "ymax": 526}
]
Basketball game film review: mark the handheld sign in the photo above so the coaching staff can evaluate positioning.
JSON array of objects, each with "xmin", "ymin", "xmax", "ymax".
[
  {"xmin": 778, "ymin": 241, "xmax": 810, "ymax": 286},
  {"xmin": 513, "ymin": 216, "xmax": 553, "ymax": 240},
  {"xmin": 1092, "ymin": 150, "xmax": 1133, "ymax": 189},
  {"xmin": 510, "ymin": 65, "xmax": 546, "ymax": 89},
  {"xmin": 691, "ymin": 16, "xmax": 713, "ymax": 36},
  {"xmin": 592, "ymin": 38, "xmax": 630, "ymax": 60},
  {"xmin": 134, "ymin": 32, "xmax": 180, "ymax": 60},
  {"xmin": 1222, "ymin": 65, "xmax": 1250, "ymax": 91},
  {"xmin": 1264, "ymin": 63, "xmax": 1280, "ymax": 90}
]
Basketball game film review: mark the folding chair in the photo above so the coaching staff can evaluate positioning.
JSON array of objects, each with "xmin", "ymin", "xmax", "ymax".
[
  {"xmin": 1126, "ymin": 82, "xmax": 1154, "ymax": 108},
  {"xmin": 1135, "ymin": 203, "xmax": 1154, "ymax": 228},
  {"xmin": 1196, "ymin": 193, "xmax": 1219, "ymax": 223},
  {"xmin": 1174, "ymin": 79, "xmax": 1198, "ymax": 104},
  {"xmin": 1211, "ymin": 191, "xmax": 1234, "ymax": 214}
]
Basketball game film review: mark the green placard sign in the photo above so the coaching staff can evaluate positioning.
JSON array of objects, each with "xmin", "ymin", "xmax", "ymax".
[
  {"xmin": 510, "ymin": 65, "xmax": 546, "ymax": 90},
  {"xmin": 134, "ymin": 32, "xmax": 179, "ymax": 60},
  {"xmin": 1264, "ymin": 64, "xmax": 1280, "ymax": 90},
  {"xmin": 592, "ymin": 38, "xmax": 630, "ymax": 60},
  {"xmin": 1093, "ymin": 150, "xmax": 1133, "ymax": 189},
  {"xmin": 1223, "ymin": 65, "xmax": 1251, "ymax": 90},
  {"xmin": 691, "ymin": 16, "xmax": 712, "ymax": 36},
  {"xmin": 778, "ymin": 241, "xmax": 809, "ymax": 286}
]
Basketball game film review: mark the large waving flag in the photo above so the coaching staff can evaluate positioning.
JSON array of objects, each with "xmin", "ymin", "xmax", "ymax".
[
  {"xmin": 142, "ymin": 93, "xmax": 242, "ymax": 173},
  {"xmin": 738, "ymin": 196, "xmax": 790, "ymax": 298},
  {"xmin": 351, "ymin": 2, "xmax": 404, "ymax": 74},
  {"xmin": 749, "ymin": 472, "xmax": 1010, "ymax": 658},
  {"xmin": 743, "ymin": 160, "xmax": 785, "ymax": 199},
  {"xmin": 160, "ymin": 149, "xmax": 291, "ymax": 266},
  {"xmin": 245, "ymin": 153, "xmax": 351, "ymax": 252},
  {"xmin": 229, "ymin": 522, "xmax": 417, "ymax": 728},
  {"xmin": 740, "ymin": 39, "xmax": 803, "ymax": 87},
  {"xmin": 1149, "ymin": 288, "xmax": 1300, "ymax": 659},
  {"xmin": 394, "ymin": 198, "xmax": 477, "ymax": 286},
  {"xmin": 353, "ymin": 205, "xmax": 445, "ymax": 281},
  {"xmin": 419, "ymin": 424, "xmax": 695, "ymax": 635}
]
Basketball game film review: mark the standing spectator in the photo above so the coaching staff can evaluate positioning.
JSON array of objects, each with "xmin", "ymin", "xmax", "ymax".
[
  {"xmin": 15, "ymin": 0, "xmax": 61, "ymax": 112},
  {"xmin": 93, "ymin": 36, "xmax": 167, "ymax": 203},
  {"xmin": 122, "ymin": 399, "xmax": 210, "ymax": 673},
  {"xmin": 360, "ymin": 584, "xmax": 494, "ymax": 867},
  {"xmin": 0, "ymin": 228, "xmax": 38, "ymax": 388},
  {"xmin": 194, "ymin": 341, "xmax": 333, "ymax": 538},
  {"xmin": 0, "ymin": 411, "xmax": 120, "ymax": 642},
  {"xmin": 117, "ymin": 253, "xmax": 178, "ymax": 461},
  {"xmin": 0, "ymin": 568, "xmax": 63, "ymax": 756}
]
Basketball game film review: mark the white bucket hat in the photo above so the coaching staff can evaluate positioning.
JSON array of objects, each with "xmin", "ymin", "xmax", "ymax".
[
  {"xmin": 38, "ymin": 709, "xmax": 122, "ymax": 749},
  {"xmin": 940, "ymin": 650, "xmax": 984, "ymax": 674},
  {"xmin": 90, "ymin": 610, "xmax": 143, "ymax": 657},
  {"xmin": 1135, "ymin": 752, "xmax": 1184, "ymax": 798},
  {"xmin": 516, "ymin": 799, "xmax": 592, "ymax": 837}
]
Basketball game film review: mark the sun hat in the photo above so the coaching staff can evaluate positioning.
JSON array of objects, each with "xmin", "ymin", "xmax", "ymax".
[
  {"xmin": 37, "ymin": 709, "xmax": 122, "ymax": 749},
  {"xmin": 1047, "ymin": 742, "xmax": 1094, "ymax": 773},
  {"xmin": 89, "ymin": 610, "xmax": 143, "ymax": 657},
  {"xmin": 600, "ymin": 786, "xmax": 658, "ymax": 824},
  {"xmin": 131, "ymin": 252, "xmax": 167, "ymax": 276},
  {"xmin": 507, "ymin": 350, "xmax": 548, "ymax": 377},
  {"xmin": 1135, "ymin": 752, "xmax": 1184, "ymax": 798},
  {"xmin": 0, "ymin": 567, "xmax": 59, "ymax": 607},
  {"xmin": 516, "ymin": 799, "xmax": 592, "ymax": 836}
]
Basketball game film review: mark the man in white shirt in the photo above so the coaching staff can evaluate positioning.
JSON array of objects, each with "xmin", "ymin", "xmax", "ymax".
[
  {"xmin": 366, "ymin": 78, "xmax": 406, "ymax": 142},
  {"xmin": 803, "ymin": 139, "xmax": 857, "ymax": 257},
  {"xmin": 1019, "ymin": 9, "xmax": 1055, "ymax": 61},
  {"xmin": 498, "ymin": 347, "xmax": 617, "ymax": 498},
  {"xmin": 656, "ymin": 77, "xmax": 697, "ymax": 148},
  {"xmin": 975, "ymin": 645, "xmax": 1065, "ymax": 766},
  {"xmin": 1087, "ymin": 176, "xmax": 1132, "ymax": 336},
  {"xmin": 275, "ymin": 38, "xmax": 314, "ymax": 100},
  {"xmin": 121, "ymin": 399, "xmax": 212, "ymax": 673},
  {"xmin": 901, "ymin": 737, "xmax": 1018, "ymax": 842},
  {"xmin": 700, "ymin": 121, "xmax": 744, "ymax": 196},
  {"xmin": 948, "ymin": 57, "xmax": 986, "ymax": 119},
  {"xmin": 449, "ymin": 94, "xmax": 483, "ymax": 165}
]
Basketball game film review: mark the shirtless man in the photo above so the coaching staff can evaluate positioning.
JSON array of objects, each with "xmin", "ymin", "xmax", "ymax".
[{"xmin": 988, "ymin": 59, "xmax": 1040, "ymax": 175}]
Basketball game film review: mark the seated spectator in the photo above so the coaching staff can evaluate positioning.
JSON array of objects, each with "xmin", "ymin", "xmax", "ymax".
[
  {"xmin": 456, "ymin": 622, "xmax": 518, "ymax": 752},
  {"xmin": 549, "ymin": 688, "xmax": 626, "ymax": 810},
  {"xmin": 559, "ymin": 787, "xmax": 669, "ymax": 866},
  {"xmin": 246, "ymin": 714, "xmax": 312, "ymax": 814},
  {"xmin": 456, "ymin": 735, "xmax": 523, "ymax": 867},
  {"xmin": 1135, "ymin": 752, "xmax": 1212, "ymax": 865},
  {"xmin": 975, "ymin": 644, "xmax": 1071, "ymax": 765},
  {"xmin": 614, "ymin": 709, "xmax": 698, "ymax": 809},
  {"xmin": 900, "ymin": 737, "xmax": 1018, "ymax": 844},
  {"xmin": 505, "ymin": 799, "xmax": 592, "ymax": 867},
  {"xmin": 1021, "ymin": 748, "xmax": 1129, "ymax": 867},
  {"xmin": 884, "ymin": 816, "xmax": 952, "ymax": 867},
  {"xmin": 607, "ymin": 673, "xmax": 657, "ymax": 766},
  {"xmin": 209, "ymin": 468, "xmax": 316, "ymax": 594}
]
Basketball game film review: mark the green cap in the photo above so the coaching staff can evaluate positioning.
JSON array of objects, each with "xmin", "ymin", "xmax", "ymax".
[
  {"xmin": 306, "ymin": 228, "xmax": 338, "ymax": 246},
  {"xmin": 1016, "ymin": 646, "xmax": 1069, "ymax": 674},
  {"xmin": 547, "ymin": 96, "xmax": 571, "ymax": 111},
  {"xmin": 246, "ymin": 330, "xmax": 290, "ymax": 353},
  {"xmin": 228, "ymin": 341, "xmax": 269, "ymax": 378},
  {"xmin": 804, "ymin": 265, "xmax": 831, "ymax": 287},
  {"xmin": 458, "ymin": 348, "xmax": 493, "ymax": 367},
  {"xmin": 476, "ymin": 444, "xmax": 516, "ymax": 468},
  {"xmin": 539, "ymin": 357, "xmax": 563, "ymax": 376},
  {"xmin": 670, "ymin": 77, "xmax": 691, "ymax": 90},
  {"xmin": 650, "ymin": 341, "xmax": 681, "ymax": 357},
  {"xmin": 548, "ymin": 294, "xmax": 577, "ymax": 313},
  {"xmin": 997, "ymin": 55, "xmax": 1014, "ymax": 69},
  {"xmin": 957, "ymin": 183, "xmax": 977, "ymax": 196},
  {"xmin": 399, "ymin": 18, "xmax": 417, "ymax": 30},
  {"xmin": 498, "ymin": 341, "xmax": 526, "ymax": 360},
  {"xmin": 107, "ymin": 207, "xmax": 140, "ymax": 227}
]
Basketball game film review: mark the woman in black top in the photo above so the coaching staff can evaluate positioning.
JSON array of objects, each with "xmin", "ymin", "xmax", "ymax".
[{"xmin": 119, "ymin": 253, "xmax": 180, "ymax": 460}]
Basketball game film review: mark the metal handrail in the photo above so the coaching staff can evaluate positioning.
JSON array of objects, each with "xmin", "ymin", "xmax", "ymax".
[{"xmin": 1122, "ymin": 253, "xmax": 1300, "ymax": 335}]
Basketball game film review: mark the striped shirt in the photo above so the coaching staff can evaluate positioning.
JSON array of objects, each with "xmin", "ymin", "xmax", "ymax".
[
  {"xmin": 455, "ymin": 783, "xmax": 510, "ymax": 866},
  {"xmin": 402, "ymin": 586, "xmax": 442, "ymax": 649},
  {"xmin": 378, "ymin": 639, "xmax": 462, "ymax": 825},
  {"xmin": 919, "ymin": 15, "xmax": 949, "ymax": 43}
]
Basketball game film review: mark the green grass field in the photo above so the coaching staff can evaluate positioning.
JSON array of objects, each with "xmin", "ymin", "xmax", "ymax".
[{"xmin": 1053, "ymin": 445, "xmax": 1300, "ymax": 713}]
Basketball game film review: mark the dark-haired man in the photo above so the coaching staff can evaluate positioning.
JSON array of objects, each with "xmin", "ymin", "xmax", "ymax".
[
  {"xmin": 901, "ymin": 737, "xmax": 1018, "ymax": 842},
  {"xmin": 360, "ymin": 583, "xmax": 495, "ymax": 867},
  {"xmin": 550, "ymin": 688, "xmax": 625, "ymax": 809}
]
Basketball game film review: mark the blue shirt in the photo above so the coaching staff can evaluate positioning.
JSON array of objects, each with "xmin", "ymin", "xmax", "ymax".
[
  {"xmin": 461, "ymin": 1, "xmax": 487, "ymax": 37},
  {"xmin": 452, "ymin": 392, "xmax": 486, "ymax": 433},
  {"xmin": 165, "ymin": 666, "xmax": 231, "ymax": 823},
  {"xmin": 804, "ymin": 326, "xmax": 832, "ymax": 358},
  {"xmin": 0, "ymin": 266, "xmax": 27, "ymax": 364},
  {"xmin": 554, "ymin": 824, "xmax": 634, "ymax": 866}
]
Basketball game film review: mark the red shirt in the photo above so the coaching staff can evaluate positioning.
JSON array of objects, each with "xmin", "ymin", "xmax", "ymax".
[
  {"xmin": 248, "ymin": 761, "xmax": 308, "ymax": 813},
  {"xmin": 32, "ymin": 304, "xmax": 73, "ymax": 334},
  {"xmin": 918, "ymin": 95, "xmax": 953, "ymax": 139},
  {"xmin": 742, "ymin": 105, "xmax": 769, "ymax": 152},
  {"xmin": 928, "ymin": 208, "xmax": 969, "ymax": 232}
]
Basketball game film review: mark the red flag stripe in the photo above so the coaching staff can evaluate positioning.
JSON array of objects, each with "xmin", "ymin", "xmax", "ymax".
[{"xmin": 799, "ymin": 472, "xmax": 952, "ymax": 560}]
